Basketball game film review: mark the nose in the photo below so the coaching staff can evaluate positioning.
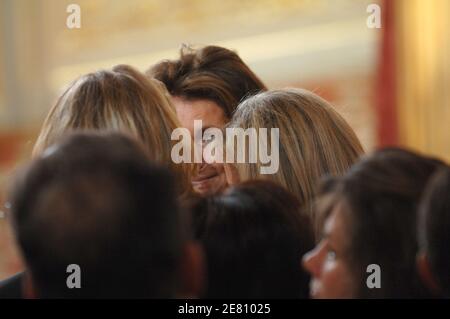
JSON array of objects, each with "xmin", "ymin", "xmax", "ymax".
[{"xmin": 302, "ymin": 242, "xmax": 325, "ymax": 278}]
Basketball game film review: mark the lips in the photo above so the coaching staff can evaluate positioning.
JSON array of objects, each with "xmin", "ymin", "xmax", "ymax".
[
  {"xmin": 191, "ymin": 174, "xmax": 219, "ymax": 190},
  {"xmin": 192, "ymin": 173, "xmax": 218, "ymax": 183},
  {"xmin": 192, "ymin": 164, "xmax": 226, "ymax": 195},
  {"xmin": 191, "ymin": 174, "xmax": 221, "ymax": 196}
]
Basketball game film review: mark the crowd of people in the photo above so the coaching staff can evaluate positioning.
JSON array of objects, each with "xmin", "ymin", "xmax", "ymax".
[{"xmin": 0, "ymin": 45, "xmax": 448, "ymax": 299}]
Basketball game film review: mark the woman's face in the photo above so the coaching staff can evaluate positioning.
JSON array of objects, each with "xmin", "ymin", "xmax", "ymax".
[
  {"xmin": 172, "ymin": 97, "xmax": 228, "ymax": 196},
  {"xmin": 302, "ymin": 203, "xmax": 357, "ymax": 299}
]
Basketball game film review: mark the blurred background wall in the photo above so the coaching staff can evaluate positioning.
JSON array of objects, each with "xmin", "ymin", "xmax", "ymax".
[{"xmin": 0, "ymin": 0, "xmax": 448, "ymax": 279}]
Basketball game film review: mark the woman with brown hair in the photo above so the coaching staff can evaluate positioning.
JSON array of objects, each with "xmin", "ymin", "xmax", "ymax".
[
  {"xmin": 148, "ymin": 45, "xmax": 267, "ymax": 195},
  {"xmin": 302, "ymin": 148, "xmax": 446, "ymax": 298},
  {"xmin": 34, "ymin": 64, "xmax": 193, "ymax": 197},
  {"xmin": 226, "ymin": 88, "xmax": 364, "ymax": 232}
]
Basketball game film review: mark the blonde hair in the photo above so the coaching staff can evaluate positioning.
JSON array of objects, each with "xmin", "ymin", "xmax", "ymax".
[
  {"xmin": 34, "ymin": 64, "xmax": 193, "ymax": 197},
  {"xmin": 228, "ymin": 88, "xmax": 364, "ymax": 227}
]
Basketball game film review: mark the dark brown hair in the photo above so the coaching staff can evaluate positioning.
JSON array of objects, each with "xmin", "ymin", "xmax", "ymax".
[
  {"xmin": 418, "ymin": 166, "xmax": 450, "ymax": 297},
  {"xmin": 318, "ymin": 148, "xmax": 445, "ymax": 298},
  {"xmin": 147, "ymin": 45, "xmax": 267, "ymax": 118},
  {"xmin": 11, "ymin": 132, "xmax": 181, "ymax": 298},
  {"xmin": 189, "ymin": 180, "xmax": 314, "ymax": 298}
]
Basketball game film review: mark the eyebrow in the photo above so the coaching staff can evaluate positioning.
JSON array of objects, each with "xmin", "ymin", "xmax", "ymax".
[{"xmin": 320, "ymin": 230, "xmax": 340, "ymax": 255}]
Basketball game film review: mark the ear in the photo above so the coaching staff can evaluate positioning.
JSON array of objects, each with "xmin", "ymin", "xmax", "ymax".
[
  {"xmin": 178, "ymin": 241, "xmax": 206, "ymax": 298},
  {"xmin": 22, "ymin": 271, "xmax": 37, "ymax": 299},
  {"xmin": 224, "ymin": 163, "xmax": 240, "ymax": 186},
  {"xmin": 417, "ymin": 253, "xmax": 441, "ymax": 296}
]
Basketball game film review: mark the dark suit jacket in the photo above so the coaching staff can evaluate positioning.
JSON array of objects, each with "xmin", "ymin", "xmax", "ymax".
[{"xmin": 0, "ymin": 272, "xmax": 23, "ymax": 299}]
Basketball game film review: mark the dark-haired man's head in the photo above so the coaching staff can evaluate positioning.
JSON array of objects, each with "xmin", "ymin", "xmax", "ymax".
[
  {"xmin": 148, "ymin": 45, "xmax": 267, "ymax": 196},
  {"xmin": 303, "ymin": 148, "xmax": 446, "ymax": 298},
  {"xmin": 417, "ymin": 166, "xmax": 450, "ymax": 298},
  {"xmin": 10, "ymin": 132, "xmax": 203, "ymax": 298},
  {"xmin": 189, "ymin": 180, "xmax": 314, "ymax": 298}
]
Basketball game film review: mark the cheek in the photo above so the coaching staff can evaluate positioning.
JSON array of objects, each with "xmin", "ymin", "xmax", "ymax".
[{"xmin": 319, "ymin": 261, "xmax": 356, "ymax": 299}]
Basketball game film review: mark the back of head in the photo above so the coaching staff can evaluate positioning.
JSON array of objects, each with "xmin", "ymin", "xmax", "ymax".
[
  {"xmin": 33, "ymin": 64, "xmax": 192, "ymax": 197},
  {"xmin": 228, "ymin": 88, "xmax": 364, "ymax": 230},
  {"xmin": 11, "ymin": 132, "xmax": 181, "ymax": 298},
  {"xmin": 190, "ymin": 180, "xmax": 314, "ymax": 298},
  {"xmin": 147, "ymin": 45, "xmax": 267, "ymax": 118},
  {"xmin": 330, "ymin": 148, "xmax": 445, "ymax": 298},
  {"xmin": 418, "ymin": 166, "xmax": 450, "ymax": 297}
]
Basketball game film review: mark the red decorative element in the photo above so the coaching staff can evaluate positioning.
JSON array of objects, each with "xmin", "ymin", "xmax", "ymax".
[{"xmin": 376, "ymin": 0, "xmax": 398, "ymax": 147}]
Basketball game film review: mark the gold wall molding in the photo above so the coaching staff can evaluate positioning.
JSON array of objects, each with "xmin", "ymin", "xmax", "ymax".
[{"xmin": 395, "ymin": 0, "xmax": 450, "ymax": 162}]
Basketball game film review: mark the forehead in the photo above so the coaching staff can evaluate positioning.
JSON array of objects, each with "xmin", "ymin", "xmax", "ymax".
[{"xmin": 172, "ymin": 96, "xmax": 227, "ymax": 129}]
